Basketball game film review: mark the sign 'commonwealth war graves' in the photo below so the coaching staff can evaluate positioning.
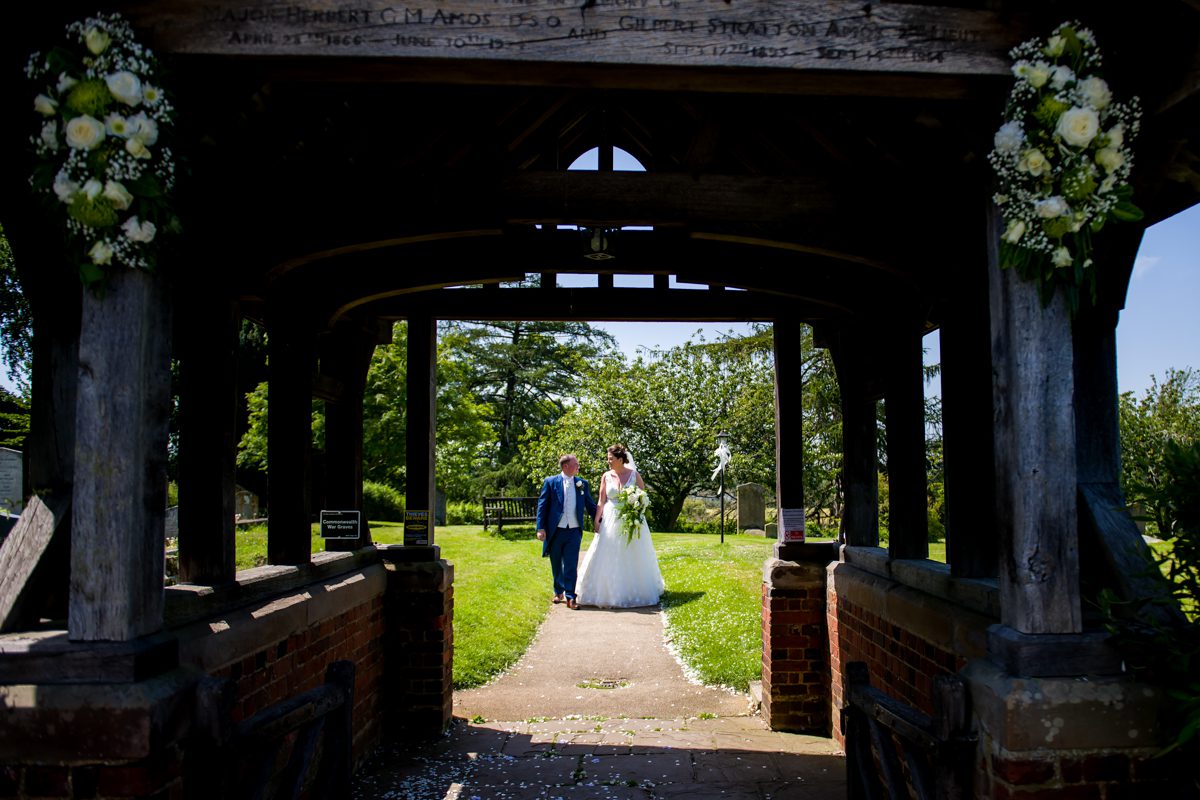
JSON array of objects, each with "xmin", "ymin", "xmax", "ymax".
[
  {"xmin": 127, "ymin": 0, "xmax": 1023, "ymax": 78},
  {"xmin": 320, "ymin": 509, "xmax": 362, "ymax": 539}
]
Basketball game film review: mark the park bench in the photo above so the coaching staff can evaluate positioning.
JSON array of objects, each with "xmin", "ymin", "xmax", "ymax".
[
  {"xmin": 843, "ymin": 661, "xmax": 975, "ymax": 800},
  {"xmin": 482, "ymin": 496, "xmax": 538, "ymax": 532}
]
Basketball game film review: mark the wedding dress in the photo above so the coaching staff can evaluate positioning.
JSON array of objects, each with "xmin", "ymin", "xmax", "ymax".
[{"xmin": 576, "ymin": 468, "xmax": 664, "ymax": 608}]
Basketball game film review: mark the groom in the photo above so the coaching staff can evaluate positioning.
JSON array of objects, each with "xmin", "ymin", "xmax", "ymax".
[{"xmin": 536, "ymin": 454, "xmax": 597, "ymax": 610}]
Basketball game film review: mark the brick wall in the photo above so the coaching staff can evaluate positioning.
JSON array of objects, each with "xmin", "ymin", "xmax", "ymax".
[
  {"xmin": 0, "ymin": 747, "xmax": 184, "ymax": 799},
  {"xmin": 761, "ymin": 562, "xmax": 830, "ymax": 733}
]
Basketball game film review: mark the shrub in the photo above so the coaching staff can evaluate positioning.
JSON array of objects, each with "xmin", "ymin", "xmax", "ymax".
[
  {"xmin": 446, "ymin": 500, "xmax": 483, "ymax": 525},
  {"xmin": 363, "ymin": 481, "xmax": 405, "ymax": 522}
]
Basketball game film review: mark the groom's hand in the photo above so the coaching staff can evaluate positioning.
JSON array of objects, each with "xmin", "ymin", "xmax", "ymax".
[{"xmin": 536, "ymin": 529, "xmax": 546, "ymax": 541}]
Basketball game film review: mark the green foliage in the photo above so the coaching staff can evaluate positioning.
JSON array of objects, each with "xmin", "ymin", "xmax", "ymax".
[
  {"xmin": 0, "ymin": 387, "xmax": 30, "ymax": 450},
  {"xmin": 1099, "ymin": 439, "xmax": 1200, "ymax": 760},
  {"xmin": 0, "ymin": 225, "xmax": 32, "ymax": 394},
  {"xmin": 1120, "ymin": 369, "xmax": 1200, "ymax": 535},
  {"xmin": 362, "ymin": 480, "xmax": 405, "ymax": 522},
  {"xmin": 520, "ymin": 329, "xmax": 777, "ymax": 531},
  {"xmin": 445, "ymin": 500, "xmax": 483, "ymax": 525}
]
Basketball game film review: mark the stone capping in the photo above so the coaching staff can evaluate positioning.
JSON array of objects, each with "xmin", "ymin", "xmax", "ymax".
[
  {"xmin": 841, "ymin": 545, "xmax": 1001, "ymax": 619},
  {"xmin": 163, "ymin": 546, "xmax": 384, "ymax": 627}
]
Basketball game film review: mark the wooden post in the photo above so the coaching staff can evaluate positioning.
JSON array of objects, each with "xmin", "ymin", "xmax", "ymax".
[
  {"xmin": 322, "ymin": 326, "xmax": 377, "ymax": 551},
  {"xmin": 268, "ymin": 319, "xmax": 315, "ymax": 566},
  {"xmin": 177, "ymin": 295, "xmax": 238, "ymax": 585},
  {"xmin": 70, "ymin": 269, "xmax": 173, "ymax": 641},
  {"xmin": 941, "ymin": 268, "xmax": 999, "ymax": 578},
  {"xmin": 406, "ymin": 315, "xmax": 437, "ymax": 544},
  {"xmin": 773, "ymin": 319, "xmax": 804, "ymax": 545},
  {"xmin": 988, "ymin": 210, "xmax": 1081, "ymax": 634},
  {"xmin": 884, "ymin": 322, "xmax": 928, "ymax": 560},
  {"xmin": 831, "ymin": 332, "xmax": 878, "ymax": 548}
]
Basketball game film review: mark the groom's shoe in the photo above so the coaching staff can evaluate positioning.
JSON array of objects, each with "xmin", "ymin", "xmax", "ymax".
[
  {"xmin": 552, "ymin": 594, "xmax": 565, "ymax": 604},
  {"xmin": 566, "ymin": 598, "xmax": 579, "ymax": 610}
]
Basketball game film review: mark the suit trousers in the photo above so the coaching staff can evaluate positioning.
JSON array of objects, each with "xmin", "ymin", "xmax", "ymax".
[{"xmin": 548, "ymin": 526, "xmax": 583, "ymax": 598}]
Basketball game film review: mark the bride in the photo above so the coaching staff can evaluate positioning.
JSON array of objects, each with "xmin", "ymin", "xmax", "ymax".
[{"xmin": 576, "ymin": 444, "xmax": 664, "ymax": 608}]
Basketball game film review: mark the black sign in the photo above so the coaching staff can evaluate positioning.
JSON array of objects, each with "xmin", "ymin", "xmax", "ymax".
[
  {"xmin": 320, "ymin": 510, "xmax": 361, "ymax": 540},
  {"xmin": 404, "ymin": 510, "xmax": 431, "ymax": 546}
]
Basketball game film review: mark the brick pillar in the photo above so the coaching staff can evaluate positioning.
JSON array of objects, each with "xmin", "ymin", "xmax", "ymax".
[
  {"xmin": 761, "ymin": 542, "xmax": 836, "ymax": 733},
  {"xmin": 380, "ymin": 546, "xmax": 454, "ymax": 739}
]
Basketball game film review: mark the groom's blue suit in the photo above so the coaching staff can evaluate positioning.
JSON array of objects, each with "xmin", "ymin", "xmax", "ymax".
[{"xmin": 536, "ymin": 472, "xmax": 598, "ymax": 602}]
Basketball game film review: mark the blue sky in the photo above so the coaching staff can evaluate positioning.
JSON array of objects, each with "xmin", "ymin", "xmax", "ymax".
[{"xmin": 588, "ymin": 202, "xmax": 1199, "ymax": 400}]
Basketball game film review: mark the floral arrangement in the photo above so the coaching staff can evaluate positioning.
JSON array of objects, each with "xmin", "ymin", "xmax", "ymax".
[
  {"xmin": 988, "ymin": 20, "xmax": 1142, "ymax": 313},
  {"xmin": 26, "ymin": 12, "xmax": 177, "ymax": 286},
  {"xmin": 615, "ymin": 484, "xmax": 650, "ymax": 545}
]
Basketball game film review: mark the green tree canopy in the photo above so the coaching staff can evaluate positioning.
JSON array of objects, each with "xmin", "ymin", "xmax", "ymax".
[{"xmin": 0, "ymin": 225, "xmax": 32, "ymax": 396}]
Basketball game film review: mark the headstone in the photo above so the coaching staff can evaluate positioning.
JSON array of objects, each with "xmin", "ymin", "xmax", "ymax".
[
  {"xmin": 0, "ymin": 448, "xmax": 23, "ymax": 515},
  {"xmin": 164, "ymin": 506, "xmax": 179, "ymax": 540},
  {"xmin": 737, "ymin": 482, "xmax": 766, "ymax": 532},
  {"xmin": 765, "ymin": 522, "xmax": 778, "ymax": 538},
  {"xmin": 234, "ymin": 485, "xmax": 260, "ymax": 521},
  {"xmin": 435, "ymin": 487, "xmax": 447, "ymax": 526}
]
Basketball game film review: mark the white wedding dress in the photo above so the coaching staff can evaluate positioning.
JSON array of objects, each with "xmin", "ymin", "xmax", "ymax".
[{"xmin": 576, "ymin": 469, "xmax": 664, "ymax": 608}]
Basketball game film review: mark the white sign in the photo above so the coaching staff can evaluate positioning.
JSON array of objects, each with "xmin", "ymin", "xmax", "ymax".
[{"xmin": 779, "ymin": 508, "xmax": 806, "ymax": 543}]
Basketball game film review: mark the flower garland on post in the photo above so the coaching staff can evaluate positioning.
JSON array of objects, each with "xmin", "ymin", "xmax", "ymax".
[
  {"xmin": 989, "ymin": 21, "xmax": 1142, "ymax": 315},
  {"xmin": 26, "ymin": 12, "xmax": 177, "ymax": 287}
]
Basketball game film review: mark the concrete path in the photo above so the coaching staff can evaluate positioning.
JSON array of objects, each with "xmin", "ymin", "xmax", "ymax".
[{"xmin": 352, "ymin": 599, "xmax": 846, "ymax": 799}]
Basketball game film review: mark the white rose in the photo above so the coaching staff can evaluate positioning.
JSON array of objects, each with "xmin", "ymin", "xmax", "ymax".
[
  {"xmin": 88, "ymin": 240, "xmax": 114, "ymax": 265},
  {"xmin": 1079, "ymin": 76, "xmax": 1111, "ymax": 110},
  {"xmin": 105, "ymin": 113, "xmax": 132, "ymax": 138},
  {"xmin": 993, "ymin": 121, "xmax": 1024, "ymax": 154},
  {"xmin": 125, "ymin": 138, "xmax": 151, "ymax": 159},
  {"xmin": 56, "ymin": 73, "xmax": 77, "ymax": 94},
  {"xmin": 1095, "ymin": 147, "xmax": 1125, "ymax": 174},
  {"xmin": 106, "ymin": 71, "xmax": 142, "ymax": 106},
  {"xmin": 1026, "ymin": 61, "xmax": 1051, "ymax": 88},
  {"xmin": 85, "ymin": 27, "xmax": 111, "ymax": 56},
  {"xmin": 34, "ymin": 93, "xmax": 57, "ymax": 115},
  {"xmin": 130, "ymin": 113, "xmax": 158, "ymax": 145},
  {"xmin": 1105, "ymin": 125, "xmax": 1125, "ymax": 149},
  {"xmin": 1045, "ymin": 35, "xmax": 1065, "ymax": 57},
  {"xmin": 1052, "ymin": 246, "xmax": 1073, "ymax": 267},
  {"xmin": 1017, "ymin": 148, "xmax": 1050, "ymax": 177},
  {"xmin": 40, "ymin": 121, "xmax": 59, "ymax": 151},
  {"xmin": 1035, "ymin": 196, "xmax": 1070, "ymax": 218},
  {"xmin": 103, "ymin": 180, "xmax": 134, "ymax": 210},
  {"xmin": 1100, "ymin": 174, "xmax": 1117, "ymax": 193},
  {"xmin": 1002, "ymin": 219, "xmax": 1026, "ymax": 244},
  {"xmin": 122, "ymin": 216, "xmax": 156, "ymax": 243},
  {"xmin": 64, "ymin": 115, "xmax": 105, "ymax": 149},
  {"xmin": 53, "ymin": 172, "xmax": 79, "ymax": 203},
  {"xmin": 1056, "ymin": 107, "xmax": 1100, "ymax": 148},
  {"xmin": 82, "ymin": 179, "xmax": 103, "ymax": 200},
  {"xmin": 1050, "ymin": 65, "xmax": 1074, "ymax": 90},
  {"xmin": 142, "ymin": 84, "xmax": 162, "ymax": 105}
]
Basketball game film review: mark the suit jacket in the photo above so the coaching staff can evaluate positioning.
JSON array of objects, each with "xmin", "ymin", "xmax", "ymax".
[{"xmin": 536, "ymin": 473, "xmax": 597, "ymax": 556}]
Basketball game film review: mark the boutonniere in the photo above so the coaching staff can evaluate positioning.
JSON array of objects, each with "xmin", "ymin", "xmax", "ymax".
[{"xmin": 575, "ymin": 479, "xmax": 583, "ymax": 491}]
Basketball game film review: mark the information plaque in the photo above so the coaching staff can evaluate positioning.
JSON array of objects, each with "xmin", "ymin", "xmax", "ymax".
[
  {"xmin": 320, "ymin": 510, "xmax": 361, "ymax": 540},
  {"xmin": 404, "ymin": 510, "xmax": 431, "ymax": 546},
  {"xmin": 779, "ymin": 508, "xmax": 806, "ymax": 543}
]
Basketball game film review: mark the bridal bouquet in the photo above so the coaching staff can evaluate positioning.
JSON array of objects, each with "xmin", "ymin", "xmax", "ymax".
[
  {"xmin": 615, "ymin": 484, "xmax": 650, "ymax": 544},
  {"xmin": 26, "ymin": 12, "xmax": 177, "ymax": 286},
  {"xmin": 988, "ymin": 20, "xmax": 1142, "ymax": 313}
]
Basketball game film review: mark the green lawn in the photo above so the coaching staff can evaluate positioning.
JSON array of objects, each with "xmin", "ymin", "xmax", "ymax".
[{"xmin": 232, "ymin": 524, "xmax": 948, "ymax": 692}]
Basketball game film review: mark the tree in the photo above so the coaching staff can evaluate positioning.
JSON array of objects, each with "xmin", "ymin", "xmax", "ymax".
[
  {"xmin": 0, "ymin": 224, "xmax": 32, "ymax": 395},
  {"xmin": 439, "ymin": 320, "xmax": 617, "ymax": 495},
  {"xmin": 1119, "ymin": 368, "xmax": 1200, "ymax": 534},
  {"xmin": 521, "ymin": 331, "xmax": 777, "ymax": 530}
]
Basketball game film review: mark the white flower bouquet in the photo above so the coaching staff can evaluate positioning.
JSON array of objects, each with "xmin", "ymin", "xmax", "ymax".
[
  {"xmin": 26, "ymin": 12, "xmax": 177, "ymax": 286},
  {"xmin": 988, "ymin": 21, "xmax": 1142, "ymax": 313},
  {"xmin": 615, "ymin": 484, "xmax": 650, "ymax": 545}
]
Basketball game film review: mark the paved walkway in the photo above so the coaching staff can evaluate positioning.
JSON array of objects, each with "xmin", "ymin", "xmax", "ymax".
[{"xmin": 352, "ymin": 601, "xmax": 845, "ymax": 799}]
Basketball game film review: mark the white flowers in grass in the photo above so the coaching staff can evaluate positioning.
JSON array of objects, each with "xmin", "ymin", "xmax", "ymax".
[
  {"xmin": 26, "ymin": 12, "xmax": 175, "ymax": 280},
  {"xmin": 988, "ymin": 20, "xmax": 1142, "ymax": 310}
]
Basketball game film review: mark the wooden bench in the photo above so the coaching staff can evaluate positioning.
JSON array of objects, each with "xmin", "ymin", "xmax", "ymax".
[
  {"xmin": 843, "ymin": 661, "xmax": 975, "ymax": 800},
  {"xmin": 483, "ymin": 496, "xmax": 538, "ymax": 532}
]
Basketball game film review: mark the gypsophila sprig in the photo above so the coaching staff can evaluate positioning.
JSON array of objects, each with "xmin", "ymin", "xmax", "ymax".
[
  {"xmin": 26, "ymin": 12, "xmax": 178, "ymax": 286},
  {"xmin": 989, "ymin": 20, "xmax": 1142, "ymax": 315},
  {"xmin": 615, "ymin": 484, "xmax": 650, "ymax": 545}
]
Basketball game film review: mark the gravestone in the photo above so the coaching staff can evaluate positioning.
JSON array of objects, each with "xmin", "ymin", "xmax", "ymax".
[
  {"xmin": 0, "ymin": 448, "xmax": 23, "ymax": 515},
  {"xmin": 234, "ymin": 485, "xmax": 261, "ymax": 521},
  {"xmin": 737, "ymin": 483, "xmax": 766, "ymax": 532},
  {"xmin": 164, "ymin": 506, "xmax": 179, "ymax": 539}
]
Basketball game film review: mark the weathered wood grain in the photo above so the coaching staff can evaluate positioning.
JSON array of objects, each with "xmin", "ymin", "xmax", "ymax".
[
  {"xmin": 987, "ymin": 211, "xmax": 1081, "ymax": 635},
  {"xmin": 884, "ymin": 321, "xmax": 928, "ymax": 560},
  {"xmin": 0, "ymin": 495, "xmax": 68, "ymax": 633},
  {"xmin": 123, "ymin": 0, "xmax": 1024, "ymax": 78},
  {"xmin": 405, "ymin": 315, "xmax": 437, "ymax": 544},
  {"xmin": 70, "ymin": 270, "xmax": 173, "ymax": 642},
  {"xmin": 267, "ymin": 319, "xmax": 316, "ymax": 566},
  {"xmin": 773, "ymin": 319, "xmax": 805, "ymax": 538}
]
